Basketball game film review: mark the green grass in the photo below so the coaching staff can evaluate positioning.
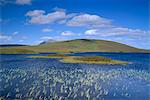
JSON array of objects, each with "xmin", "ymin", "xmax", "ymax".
[
  {"xmin": 0, "ymin": 39, "xmax": 149, "ymax": 54},
  {"xmin": 73, "ymin": 56, "xmax": 112, "ymax": 62},
  {"xmin": 0, "ymin": 48, "xmax": 36, "ymax": 54},
  {"xmin": 47, "ymin": 54, "xmax": 67, "ymax": 57},
  {"xmin": 29, "ymin": 54, "xmax": 67, "ymax": 58},
  {"xmin": 29, "ymin": 54, "xmax": 129, "ymax": 65},
  {"xmin": 60, "ymin": 56, "xmax": 129, "ymax": 65}
]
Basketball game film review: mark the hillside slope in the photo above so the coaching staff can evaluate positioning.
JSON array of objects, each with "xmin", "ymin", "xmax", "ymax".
[
  {"xmin": 0, "ymin": 39, "xmax": 149, "ymax": 54},
  {"xmin": 0, "ymin": 44, "xmax": 27, "ymax": 47}
]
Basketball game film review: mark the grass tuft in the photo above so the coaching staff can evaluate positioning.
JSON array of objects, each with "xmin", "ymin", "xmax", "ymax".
[{"xmin": 74, "ymin": 56, "xmax": 112, "ymax": 62}]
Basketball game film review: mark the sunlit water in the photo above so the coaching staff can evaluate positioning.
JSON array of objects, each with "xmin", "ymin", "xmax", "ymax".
[{"xmin": 0, "ymin": 53, "xmax": 150, "ymax": 100}]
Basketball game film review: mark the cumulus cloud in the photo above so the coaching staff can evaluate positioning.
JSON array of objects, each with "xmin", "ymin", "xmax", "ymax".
[
  {"xmin": 16, "ymin": 0, "xmax": 32, "ymax": 5},
  {"xmin": 25, "ymin": 8, "xmax": 149, "ymax": 48},
  {"xmin": 0, "ymin": 33, "xmax": 12, "ymax": 43},
  {"xmin": 19, "ymin": 39, "xmax": 24, "ymax": 42},
  {"xmin": 26, "ymin": 9, "xmax": 75, "ymax": 24},
  {"xmin": 0, "ymin": 32, "xmax": 29, "ymax": 44},
  {"xmin": 35, "ymin": 36, "xmax": 64, "ymax": 44},
  {"xmin": 26, "ymin": 10, "xmax": 45, "ymax": 17},
  {"xmin": 12, "ymin": 31, "xmax": 19, "ymax": 36},
  {"xmin": 85, "ymin": 29, "xmax": 99, "ymax": 35},
  {"xmin": 40, "ymin": 36, "xmax": 53, "ymax": 40},
  {"xmin": 0, "ymin": 35, "xmax": 11, "ymax": 41},
  {"xmin": 25, "ymin": 8, "xmax": 110, "ymax": 28},
  {"xmin": 61, "ymin": 31, "xmax": 75, "ymax": 36},
  {"xmin": 67, "ymin": 14, "xmax": 112, "ymax": 28},
  {"xmin": 84, "ymin": 27, "xmax": 149, "ymax": 37},
  {"xmin": 42, "ymin": 28, "xmax": 53, "ymax": 32}
]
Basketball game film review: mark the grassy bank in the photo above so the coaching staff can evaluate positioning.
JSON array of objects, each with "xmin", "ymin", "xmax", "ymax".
[
  {"xmin": 0, "ymin": 48, "xmax": 36, "ymax": 54},
  {"xmin": 29, "ymin": 54, "xmax": 67, "ymax": 58},
  {"xmin": 60, "ymin": 56, "xmax": 128, "ymax": 65}
]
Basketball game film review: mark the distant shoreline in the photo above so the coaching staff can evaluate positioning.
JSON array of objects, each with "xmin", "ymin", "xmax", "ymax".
[{"xmin": 0, "ymin": 51, "xmax": 150, "ymax": 55}]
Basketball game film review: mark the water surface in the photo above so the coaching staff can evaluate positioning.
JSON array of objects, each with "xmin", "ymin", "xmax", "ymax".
[{"xmin": 0, "ymin": 53, "xmax": 150, "ymax": 99}]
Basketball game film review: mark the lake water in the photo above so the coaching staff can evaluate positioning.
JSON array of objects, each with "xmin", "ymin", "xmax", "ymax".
[{"xmin": 0, "ymin": 53, "xmax": 150, "ymax": 100}]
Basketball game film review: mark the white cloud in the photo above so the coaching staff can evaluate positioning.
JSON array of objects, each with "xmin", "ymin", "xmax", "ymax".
[
  {"xmin": 35, "ymin": 40, "xmax": 44, "ymax": 44},
  {"xmin": 26, "ymin": 10, "xmax": 45, "ymax": 17},
  {"xmin": 0, "ymin": 33, "xmax": 12, "ymax": 42},
  {"xmin": 0, "ymin": 35, "xmax": 11, "ymax": 41},
  {"xmin": 35, "ymin": 36, "xmax": 61, "ymax": 44},
  {"xmin": 42, "ymin": 28, "xmax": 53, "ymax": 32},
  {"xmin": 26, "ymin": 9, "xmax": 75, "ymax": 24},
  {"xmin": 84, "ymin": 27, "xmax": 150, "ymax": 37},
  {"xmin": 0, "ymin": 32, "xmax": 29, "ymax": 44},
  {"xmin": 61, "ymin": 31, "xmax": 75, "ymax": 36},
  {"xmin": 41, "ymin": 36, "xmax": 53, "ymax": 40},
  {"xmin": 85, "ymin": 29, "xmax": 99, "ymax": 35},
  {"xmin": 58, "ymin": 19, "xmax": 67, "ymax": 24},
  {"xmin": 19, "ymin": 39, "xmax": 24, "ymax": 42},
  {"xmin": 67, "ymin": 14, "xmax": 111, "ymax": 28},
  {"xmin": 16, "ymin": 0, "xmax": 32, "ymax": 5},
  {"xmin": 25, "ymin": 8, "xmax": 110, "ymax": 27},
  {"xmin": 25, "ymin": 8, "xmax": 150, "ymax": 48},
  {"xmin": 12, "ymin": 31, "xmax": 19, "ymax": 36}
]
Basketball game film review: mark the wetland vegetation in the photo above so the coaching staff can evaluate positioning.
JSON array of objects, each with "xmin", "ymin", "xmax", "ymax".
[
  {"xmin": 0, "ymin": 53, "xmax": 149, "ymax": 100},
  {"xmin": 29, "ymin": 54, "xmax": 129, "ymax": 65}
]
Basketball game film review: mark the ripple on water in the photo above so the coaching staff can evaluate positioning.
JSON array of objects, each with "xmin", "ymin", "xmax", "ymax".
[{"xmin": 0, "ymin": 67, "xmax": 150, "ymax": 99}]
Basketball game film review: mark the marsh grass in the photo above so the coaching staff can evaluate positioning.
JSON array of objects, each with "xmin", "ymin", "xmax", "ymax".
[
  {"xmin": 48, "ymin": 54, "xmax": 67, "ymax": 57},
  {"xmin": 29, "ymin": 54, "xmax": 128, "ymax": 65},
  {"xmin": 61, "ymin": 56, "xmax": 128, "ymax": 65},
  {"xmin": 74, "ymin": 56, "xmax": 112, "ymax": 62}
]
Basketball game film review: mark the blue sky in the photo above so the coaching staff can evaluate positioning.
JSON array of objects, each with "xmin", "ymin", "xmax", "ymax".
[{"xmin": 0, "ymin": 0, "xmax": 149, "ymax": 49}]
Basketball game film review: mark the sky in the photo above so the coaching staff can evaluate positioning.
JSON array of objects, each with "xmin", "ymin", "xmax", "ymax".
[{"xmin": 0, "ymin": 0, "xmax": 149, "ymax": 49}]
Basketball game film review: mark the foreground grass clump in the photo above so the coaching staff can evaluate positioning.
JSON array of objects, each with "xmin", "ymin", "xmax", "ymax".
[
  {"xmin": 48, "ymin": 54, "xmax": 67, "ymax": 57},
  {"xmin": 73, "ymin": 56, "xmax": 112, "ymax": 62},
  {"xmin": 29, "ymin": 54, "xmax": 128, "ymax": 65},
  {"xmin": 60, "ymin": 56, "xmax": 128, "ymax": 65}
]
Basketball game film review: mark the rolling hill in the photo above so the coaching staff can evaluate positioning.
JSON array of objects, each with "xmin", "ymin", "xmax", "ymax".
[
  {"xmin": 0, "ymin": 44, "xmax": 28, "ymax": 47},
  {"xmin": 0, "ymin": 39, "xmax": 149, "ymax": 54}
]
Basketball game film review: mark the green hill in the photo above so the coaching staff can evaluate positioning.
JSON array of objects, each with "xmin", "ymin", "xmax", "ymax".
[{"xmin": 0, "ymin": 39, "xmax": 149, "ymax": 54}]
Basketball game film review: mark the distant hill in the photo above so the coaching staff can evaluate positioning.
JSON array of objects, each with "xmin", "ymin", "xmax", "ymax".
[
  {"xmin": 0, "ymin": 44, "xmax": 28, "ymax": 47},
  {"xmin": 39, "ymin": 39, "xmax": 56, "ymax": 45},
  {"xmin": 0, "ymin": 39, "xmax": 149, "ymax": 54}
]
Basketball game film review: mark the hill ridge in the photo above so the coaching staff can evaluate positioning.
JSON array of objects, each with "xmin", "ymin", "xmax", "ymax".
[{"xmin": 0, "ymin": 39, "xmax": 149, "ymax": 54}]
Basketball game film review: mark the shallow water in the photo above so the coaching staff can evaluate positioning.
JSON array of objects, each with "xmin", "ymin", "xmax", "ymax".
[{"xmin": 0, "ymin": 53, "xmax": 150, "ymax": 100}]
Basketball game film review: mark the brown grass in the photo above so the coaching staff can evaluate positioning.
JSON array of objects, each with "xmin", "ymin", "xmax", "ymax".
[{"xmin": 74, "ymin": 56, "xmax": 112, "ymax": 62}]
